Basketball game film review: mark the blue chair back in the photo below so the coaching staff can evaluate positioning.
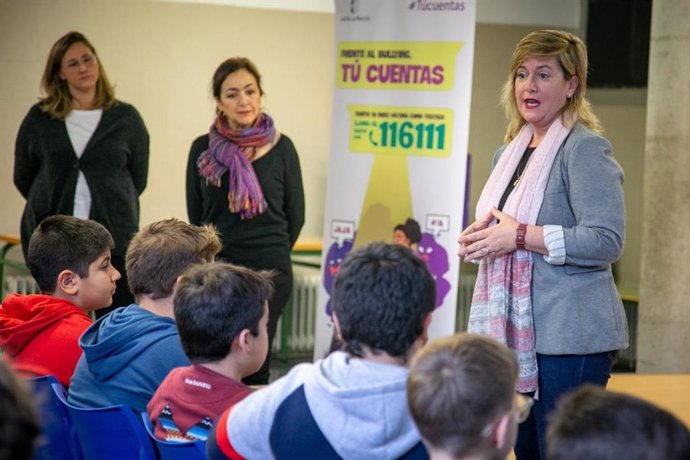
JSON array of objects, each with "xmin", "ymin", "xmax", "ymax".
[
  {"xmin": 26, "ymin": 375, "xmax": 82, "ymax": 460},
  {"xmin": 52, "ymin": 383, "xmax": 156, "ymax": 460},
  {"xmin": 141, "ymin": 412, "xmax": 207, "ymax": 460}
]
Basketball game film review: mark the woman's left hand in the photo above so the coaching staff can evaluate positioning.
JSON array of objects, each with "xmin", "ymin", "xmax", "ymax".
[{"xmin": 458, "ymin": 208, "xmax": 519, "ymax": 262}]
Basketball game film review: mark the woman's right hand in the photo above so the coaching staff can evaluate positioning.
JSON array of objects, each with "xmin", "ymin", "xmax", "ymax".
[{"xmin": 457, "ymin": 211, "xmax": 494, "ymax": 257}]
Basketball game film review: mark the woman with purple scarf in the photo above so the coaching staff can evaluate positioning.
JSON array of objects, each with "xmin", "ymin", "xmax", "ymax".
[
  {"xmin": 457, "ymin": 30, "xmax": 627, "ymax": 459},
  {"xmin": 186, "ymin": 57, "xmax": 305, "ymax": 385}
]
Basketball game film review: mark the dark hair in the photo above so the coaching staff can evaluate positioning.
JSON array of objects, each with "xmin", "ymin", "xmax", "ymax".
[
  {"xmin": 547, "ymin": 385, "xmax": 690, "ymax": 460},
  {"xmin": 333, "ymin": 242, "xmax": 435, "ymax": 359},
  {"xmin": 408, "ymin": 333, "xmax": 518, "ymax": 457},
  {"xmin": 27, "ymin": 215, "xmax": 114, "ymax": 293},
  {"xmin": 0, "ymin": 361, "xmax": 39, "ymax": 460},
  {"xmin": 39, "ymin": 31, "xmax": 115, "ymax": 119},
  {"xmin": 173, "ymin": 262, "xmax": 273, "ymax": 363},
  {"xmin": 212, "ymin": 57, "xmax": 264, "ymax": 101},
  {"xmin": 126, "ymin": 218, "xmax": 221, "ymax": 299},
  {"xmin": 394, "ymin": 218, "xmax": 422, "ymax": 244}
]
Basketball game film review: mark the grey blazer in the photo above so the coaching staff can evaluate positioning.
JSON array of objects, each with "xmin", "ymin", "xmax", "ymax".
[{"xmin": 494, "ymin": 123, "xmax": 628, "ymax": 354}]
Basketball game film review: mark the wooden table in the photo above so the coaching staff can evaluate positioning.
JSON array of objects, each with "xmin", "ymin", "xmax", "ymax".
[{"xmin": 609, "ymin": 372, "xmax": 690, "ymax": 428}]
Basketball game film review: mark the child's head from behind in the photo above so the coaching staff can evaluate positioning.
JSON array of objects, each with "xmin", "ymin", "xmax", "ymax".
[
  {"xmin": 407, "ymin": 333, "xmax": 520, "ymax": 460},
  {"xmin": 27, "ymin": 215, "xmax": 119, "ymax": 310},
  {"xmin": 126, "ymin": 218, "xmax": 221, "ymax": 300},
  {"xmin": 174, "ymin": 262, "xmax": 273, "ymax": 374},
  {"xmin": 333, "ymin": 242, "xmax": 435, "ymax": 360},
  {"xmin": 0, "ymin": 360, "xmax": 39, "ymax": 460},
  {"xmin": 547, "ymin": 385, "xmax": 690, "ymax": 460}
]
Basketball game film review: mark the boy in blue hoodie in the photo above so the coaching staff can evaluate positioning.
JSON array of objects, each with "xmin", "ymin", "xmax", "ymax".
[
  {"xmin": 208, "ymin": 242, "xmax": 435, "ymax": 460},
  {"xmin": 68, "ymin": 218, "xmax": 220, "ymax": 414}
]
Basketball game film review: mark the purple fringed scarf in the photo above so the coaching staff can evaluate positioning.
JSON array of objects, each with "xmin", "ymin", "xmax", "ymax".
[{"xmin": 196, "ymin": 113, "xmax": 276, "ymax": 219}]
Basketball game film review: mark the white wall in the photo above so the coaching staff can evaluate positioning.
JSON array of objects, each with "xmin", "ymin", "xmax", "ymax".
[
  {"xmin": 159, "ymin": 0, "xmax": 582, "ymax": 28},
  {"xmin": 0, "ymin": 0, "xmax": 333, "ymax": 243},
  {"xmin": 0, "ymin": 0, "xmax": 645, "ymax": 285}
]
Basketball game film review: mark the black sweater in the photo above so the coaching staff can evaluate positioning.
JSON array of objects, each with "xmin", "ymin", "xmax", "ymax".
[
  {"xmin": 14, "ymin": 102, "xmax": 149, "ymax": 257},
  {"xmin": 186, "ymin": 133, "xmax": 305, "ymax": 270}
]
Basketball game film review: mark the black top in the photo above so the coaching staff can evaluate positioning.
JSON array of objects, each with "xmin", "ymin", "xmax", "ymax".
[
  {"xmin": 14, "ymin": 102, "xmax": 149, "ymax": 257},
  {"xmin": 498, "ymin": 146, "xmax": 536, "ymax": 211},
  {"xmin": 186, "ymin": 133, "xmax": 305, "ymax": 270}
]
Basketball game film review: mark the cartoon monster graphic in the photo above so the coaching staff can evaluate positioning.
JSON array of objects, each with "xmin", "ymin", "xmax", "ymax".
[
  {"xmin": 416, "ymin": 232, "xmax": 451, "ymax": 309},
  {"xmin": 323, "ymin": 238, "xmax": 354, "ymax": 317}
]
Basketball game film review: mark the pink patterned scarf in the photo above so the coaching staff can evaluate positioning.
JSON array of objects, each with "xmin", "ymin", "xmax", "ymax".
[
  {"xmin": 196, "ymin": 113, "xmax": 276, "ymax": 219},
  {"xmin": 468, "ymin": 117, "xmax": 571, "ymax": 393}
]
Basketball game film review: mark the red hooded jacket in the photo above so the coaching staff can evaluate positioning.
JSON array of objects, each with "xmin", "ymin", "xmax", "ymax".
[{"xmin": 0, "ymin": 293, "xmax": 92, "ymax": 386}]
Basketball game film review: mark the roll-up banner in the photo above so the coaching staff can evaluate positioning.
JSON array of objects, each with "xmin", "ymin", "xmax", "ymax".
[{"xmin": 315, "ymin": 0, "xmax": 476, "ymax": 358}]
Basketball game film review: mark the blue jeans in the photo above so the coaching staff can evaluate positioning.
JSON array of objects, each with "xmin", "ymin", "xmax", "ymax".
[{"xmin": 514, "ymin": 351, "xmax": 617, "ymax": 460}]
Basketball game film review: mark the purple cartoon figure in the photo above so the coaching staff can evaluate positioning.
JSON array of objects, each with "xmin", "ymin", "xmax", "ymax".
[
  {"xmin": 323, "ymin": 238, "xmax": 353, "ymax": 317},
  {"xmin": 416, "ymin": 232, "xmax": 451, "ymax": 309}
]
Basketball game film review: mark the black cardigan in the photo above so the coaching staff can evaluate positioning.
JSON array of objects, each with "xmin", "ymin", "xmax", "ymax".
[
  {"xmin": 14, "ymin": 101, "xmax": 149, "ymax": 257},
  {"xmin": 186, "ymin": 133, "xmax": 305, "ymax": 270}
]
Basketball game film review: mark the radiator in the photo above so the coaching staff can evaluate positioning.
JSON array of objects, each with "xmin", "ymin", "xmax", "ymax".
[
  {"xmin": 274, "ymin": 271, "xmax": 320, "ymax": 354},
  {"xmin": 4, "ymin": 275, "xmax": 39, "ymax": 296}
]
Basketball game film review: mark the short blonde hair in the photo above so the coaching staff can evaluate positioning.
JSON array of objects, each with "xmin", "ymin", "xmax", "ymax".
[
  {"xmin": 501, "ymin": 29, "xmax": 602, "ymax": 142},
  {"xmin": 407, "ymin": 333, "xmax": 518, "ymax": 457},
  {"xmin": 126, "ymin": 218, "xmax": 221, "ymax": 299}
]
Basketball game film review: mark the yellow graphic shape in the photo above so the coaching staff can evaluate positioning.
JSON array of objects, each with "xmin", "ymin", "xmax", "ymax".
[
  {"xmin": 337, "ymin": 41, "xmax": 463, "ymax": 90},
  {"xmin": 354, "ymin": 156, "xmax": 412, "ymax": 249},
  {"xmin": 349, "ymin": 105, "xmax": 453, "ymax": 158}
]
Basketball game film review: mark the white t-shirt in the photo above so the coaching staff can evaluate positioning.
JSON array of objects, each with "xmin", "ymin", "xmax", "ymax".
[{"xmin": 65, "ymin": 109, "xmax": 102, "ymax": 219}]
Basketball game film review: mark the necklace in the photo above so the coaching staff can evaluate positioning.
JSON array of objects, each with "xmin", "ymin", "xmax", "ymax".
[
  {"xmin": 512, "ymin": 147, "xmax": 535, "ymax": 188},
  {"xmin": 512, "ymin": 165, "xmax": 526, "ymax": 187}
]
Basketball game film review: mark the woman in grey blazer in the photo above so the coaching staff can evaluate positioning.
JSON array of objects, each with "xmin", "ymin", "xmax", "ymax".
[{"xmin": 458, "ymin": 30, "xmax": 627, "ymax": 459}]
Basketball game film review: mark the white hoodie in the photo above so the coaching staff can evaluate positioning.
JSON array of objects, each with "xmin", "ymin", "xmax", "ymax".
[{"xmin": 219, "ymin": 351, "xmax": 426, "ymax": 459}]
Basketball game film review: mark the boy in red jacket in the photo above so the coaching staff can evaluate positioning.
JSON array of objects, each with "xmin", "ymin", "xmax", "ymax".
[
  {"xmin": 0, "ymin": 215, "xmax": 119, "ymax": 386},
  {"xmin": 147, "ymin": 261, "xmax": 272, "ymax": 442}
]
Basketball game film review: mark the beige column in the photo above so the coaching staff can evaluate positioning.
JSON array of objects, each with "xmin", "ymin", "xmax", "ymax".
[{"xmin": 637, "ymin": 0, "xmax": 690, "ymax": 373}]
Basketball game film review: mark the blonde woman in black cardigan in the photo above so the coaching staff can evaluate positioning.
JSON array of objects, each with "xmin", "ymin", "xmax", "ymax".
[{"xmin": 14, "ymin": 31, "xmax": 149, "ymax": 315}]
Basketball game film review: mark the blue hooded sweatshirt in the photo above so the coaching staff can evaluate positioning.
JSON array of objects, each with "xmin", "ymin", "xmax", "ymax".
[{"xmin": 68, "ymin": 305, "xmax": 190, "ymax": 414}]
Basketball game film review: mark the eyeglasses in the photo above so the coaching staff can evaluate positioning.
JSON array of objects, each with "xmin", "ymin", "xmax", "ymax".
[
  {"xmin": 62, "ymin": 54, "xmax": 97, "ymax": 72},
  {"xmin": 480, "ymin": 393, "xmax": 534, "ymax": 438}
]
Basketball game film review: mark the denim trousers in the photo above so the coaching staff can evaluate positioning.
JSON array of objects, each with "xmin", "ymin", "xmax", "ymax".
[{"xmin": 514, "ymin": 351, "xmax": 617, "ymax": 460}]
